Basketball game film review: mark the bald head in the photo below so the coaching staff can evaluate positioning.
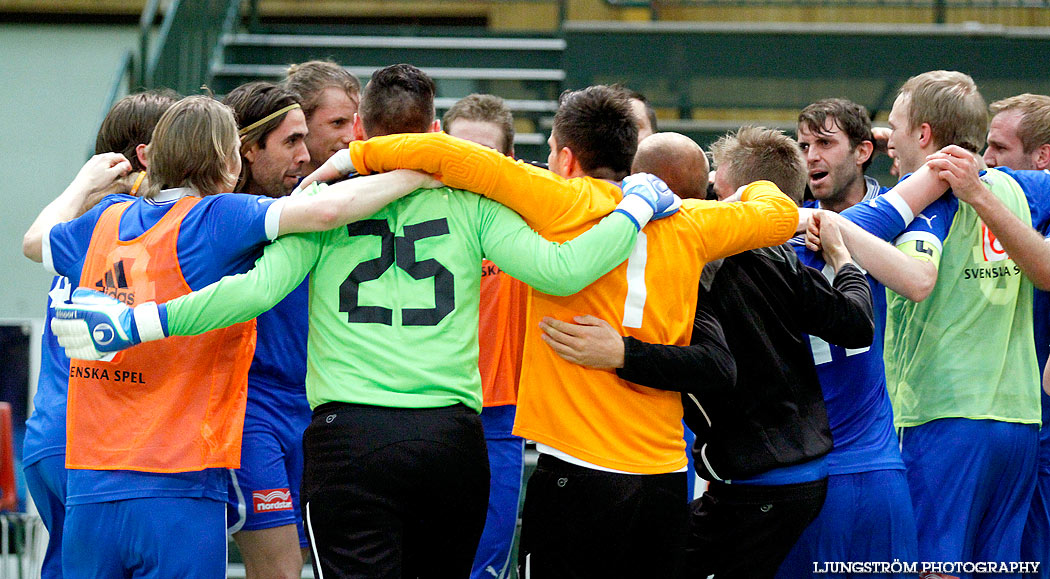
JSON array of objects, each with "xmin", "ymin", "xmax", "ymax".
[{"xmin": 631, "ymin": 132, "xmax": 709, "ymax": 199}]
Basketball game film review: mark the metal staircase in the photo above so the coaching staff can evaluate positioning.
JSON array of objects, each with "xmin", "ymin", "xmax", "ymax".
[{"xmin": 209, "ymin": 30, "xmax": 566, "ymax": 161}]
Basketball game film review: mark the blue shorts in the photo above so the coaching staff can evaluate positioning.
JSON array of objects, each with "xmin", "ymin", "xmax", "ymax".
[
  {"xmin": 684, "ymin": 422, "xmax": 697, "ymax": 500},
  {"xmin": 776, "ymin": 469, "xmax": 917, "ymax": 578},
  {"xmin": 227, "ymin": 426, "xmax": 307, "ymax": 547},
  {"xmin": 471, "ymin": 404, "xmax": 525, "ymax": 579},
  {"xmin": 1021, "ymin": 437, "xmax": 1050, "ymax": 579},
  {"xmin": 63, "ymin": 497, "xmax": 226, "ymax": 578},
  {"xmin": 903, "ymin": 418, "xmax": 1037, "ymax": 576},
  {"xmin": 24, "ymin": 455, "xmax": 67, "ymax": 579}
]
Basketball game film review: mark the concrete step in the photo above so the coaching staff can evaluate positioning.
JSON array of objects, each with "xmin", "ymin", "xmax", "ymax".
[
  {"xmin": 209, "ymin": 63, "xmax": 564, "ymax": 104},
  {"xmin": 221, "ymin": 33, "xmax": 565, "ymax": 70},
  {"xmin": 213, "ymin": 63, "xmax": 565, "ymax": 82},
  {"xmin": 434, "ymin": 96, "xmax": 558, "ymax": 114}
]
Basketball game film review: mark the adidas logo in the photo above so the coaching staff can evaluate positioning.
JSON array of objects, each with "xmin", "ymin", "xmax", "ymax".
[{"xmin": 94, "ymin": 260, "xmax": 136, "ymax": 305}]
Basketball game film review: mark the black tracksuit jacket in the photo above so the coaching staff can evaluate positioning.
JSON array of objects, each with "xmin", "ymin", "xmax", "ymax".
[{"xmin": 616, "ymin": 244, "xmax": 874, "ymax": 482}]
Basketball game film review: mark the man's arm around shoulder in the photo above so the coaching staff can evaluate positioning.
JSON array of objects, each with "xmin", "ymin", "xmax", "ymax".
[{"xmin": 682, "ymin": 181, "xmax": 799, "ymax": 262}]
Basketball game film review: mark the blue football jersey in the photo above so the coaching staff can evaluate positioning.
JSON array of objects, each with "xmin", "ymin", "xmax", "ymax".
[
  {"xmin": 47, "ymin": 188, "xmax": 278, "ymax": 505},
  {"xmin": 795, "ymin": 181, "xmax": 955, "ymax": 475},
  {"xmin": 997, "ymin": 168, "xmax": 1050, "ymax": 453},
  {"xmin": 23, "ymin": 276, "xmax": 74, "ymax": 467}
]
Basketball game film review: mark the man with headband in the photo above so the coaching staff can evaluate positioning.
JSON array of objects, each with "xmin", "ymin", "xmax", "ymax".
[
  {"xmin": 221, "ymin": 82, "xmax": 314, "ymax": 578},
  {"xmin": 224, "ymin": 82, "xmax": 310, "ymax": 199}
]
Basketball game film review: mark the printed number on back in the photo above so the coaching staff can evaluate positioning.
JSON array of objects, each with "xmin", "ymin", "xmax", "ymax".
[{"xmin": 339, "ymin": 219, "xmax": 454, "ymax": 326}]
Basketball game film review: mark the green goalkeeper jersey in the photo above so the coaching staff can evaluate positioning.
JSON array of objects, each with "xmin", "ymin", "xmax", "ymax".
[{"xmin": 166, "ymin": 184, "xmax": 639, "ymax": 411}]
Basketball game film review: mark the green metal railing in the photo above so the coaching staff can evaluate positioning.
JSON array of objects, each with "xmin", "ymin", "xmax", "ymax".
[
  {"xmin": 100, "ymin": 0, "xmax": 245, "ymax": 100},
  {"xmin": 144, "ymin": 0, "xmax": 243, "ymax": 95},
  {"xmin": 95, "ymin": 0, "xmax": 242, "ymax": 155},
  {"xmin": 137, "ymin": 0, "xmax": 163, "ymax": 89}
]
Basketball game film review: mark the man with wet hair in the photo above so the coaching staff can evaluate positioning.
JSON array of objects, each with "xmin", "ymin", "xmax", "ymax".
[{"xmin": 284, "ymin": 60, "xmax": 361, "ymax": 175}]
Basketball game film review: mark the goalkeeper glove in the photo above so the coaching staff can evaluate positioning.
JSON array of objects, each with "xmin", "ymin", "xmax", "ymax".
[
  {"xmin": 614, "ymin": 172, "xmax": 683, "ymax": 230},
  {"xmin": 51, "ymin": 288, "xmax": 166, "ymax": 360}
]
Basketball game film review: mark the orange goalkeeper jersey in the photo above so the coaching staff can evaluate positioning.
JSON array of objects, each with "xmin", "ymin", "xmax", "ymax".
[
  {"xmin": 349, "ymin": 133, "xmax": 797, "ymax": 473},
  {"xmin": 478, "ymin": 259, "xmax": 527, "ymax": 407}
]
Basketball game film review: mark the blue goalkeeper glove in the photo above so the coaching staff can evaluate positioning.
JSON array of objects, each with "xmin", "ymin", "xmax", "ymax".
[
  {"xmin": 614, "ymin": 173, "xmax": 683, "ymax": 230},
  {"xmin": 51, "ymin": 288, "xmax": 166, "ymax": 360}
]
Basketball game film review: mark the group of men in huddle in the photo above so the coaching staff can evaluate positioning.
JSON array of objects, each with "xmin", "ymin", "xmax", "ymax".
[{"xmin": 18, "ymin": 55, "xmax": 1050, "ymax": 579}]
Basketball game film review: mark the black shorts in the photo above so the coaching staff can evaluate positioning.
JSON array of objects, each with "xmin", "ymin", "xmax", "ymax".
[
  {"xmin": 301, "ymin": 402, "xmax": 489, "ymax": 579},
  {"xmin": 518, "ymin": 454, "xmax": 687, "ymax": 579},
  {"xmin": 686, "ymin": 478, "xmax": 828, "ymax": 579}
]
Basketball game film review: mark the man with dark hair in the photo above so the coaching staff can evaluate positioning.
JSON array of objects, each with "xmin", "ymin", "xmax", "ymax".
[
  {"xmin": 548, "ymin": 87, "xmax": 637, "ymax": 179},
  {"xmin": 284, "ymin": 60, "xmax": 361, "ymax": 175},
  {"xmin": 76, "ymin": 89, "xmax": 181, "ymax": 213},
  {"xmin": 95, "ymin": 89, "xmax": 180, "ymax": 174},
  {"xmin": 54, "ymin": 65, "xmax": 679, "ymax": 578},
  {"xmin": 797, "ymin": 98, "xmax": 878, "ymax": 213},
  {"xmin": 354, "ymin": 63, "xmax": 437, "ymax": 138},
  {"xmin": 323, "ymin": 84, "xmax": 800, "ymax": 578},
  {"xmin": 222, "ymin": 80, "xmax": 316, "ymax": 578},
  {"xmin": 223, "ymin": 81, "xmax": 309, "ymax": 198},
  {"xmin": 612, "ymin": 84, "xmax": 657, "ymax": 142},
  {"xmin": 774, "ymin": 98, "xmax": 923, "ymax": 577},
  {"xmin": 443, "ymin": 93, "xmax": 526, "ymax": 579},
  {"xmin": 541, "ymin": 125, "xmax": 874, "ymax": 578}
]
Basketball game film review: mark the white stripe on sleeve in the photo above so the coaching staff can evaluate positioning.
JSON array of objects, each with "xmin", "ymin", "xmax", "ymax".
[
  {"xmin": 263, "ymin": 197, "xmax": 288, "ymax": 241},
  {"xmin": 881, "ymin": 191, "xmax": 914, "ymax": 227}
]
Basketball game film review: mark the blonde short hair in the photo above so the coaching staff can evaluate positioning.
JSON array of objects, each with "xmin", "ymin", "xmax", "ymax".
[
  {"xmin": 285, "ymin": 60, "xmax": 361, "ymax": 120},
  {"xmin": 443, "ymin": 94, "xmax": 515, "ymax": 156},
  {"xmin": 710, "ymin": 126, "xmax": 806, "ymax": 204},
  {"xmin": 899, "ymin": 70, "xmax": 988, "ymax": 153},
  {"xmin": 990, "ymin": 93, "xmax": 1050, "ymax": 154},
  {"xmin": 144, "ymin": 96, "xmax": 239, "ymax": 198}
]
